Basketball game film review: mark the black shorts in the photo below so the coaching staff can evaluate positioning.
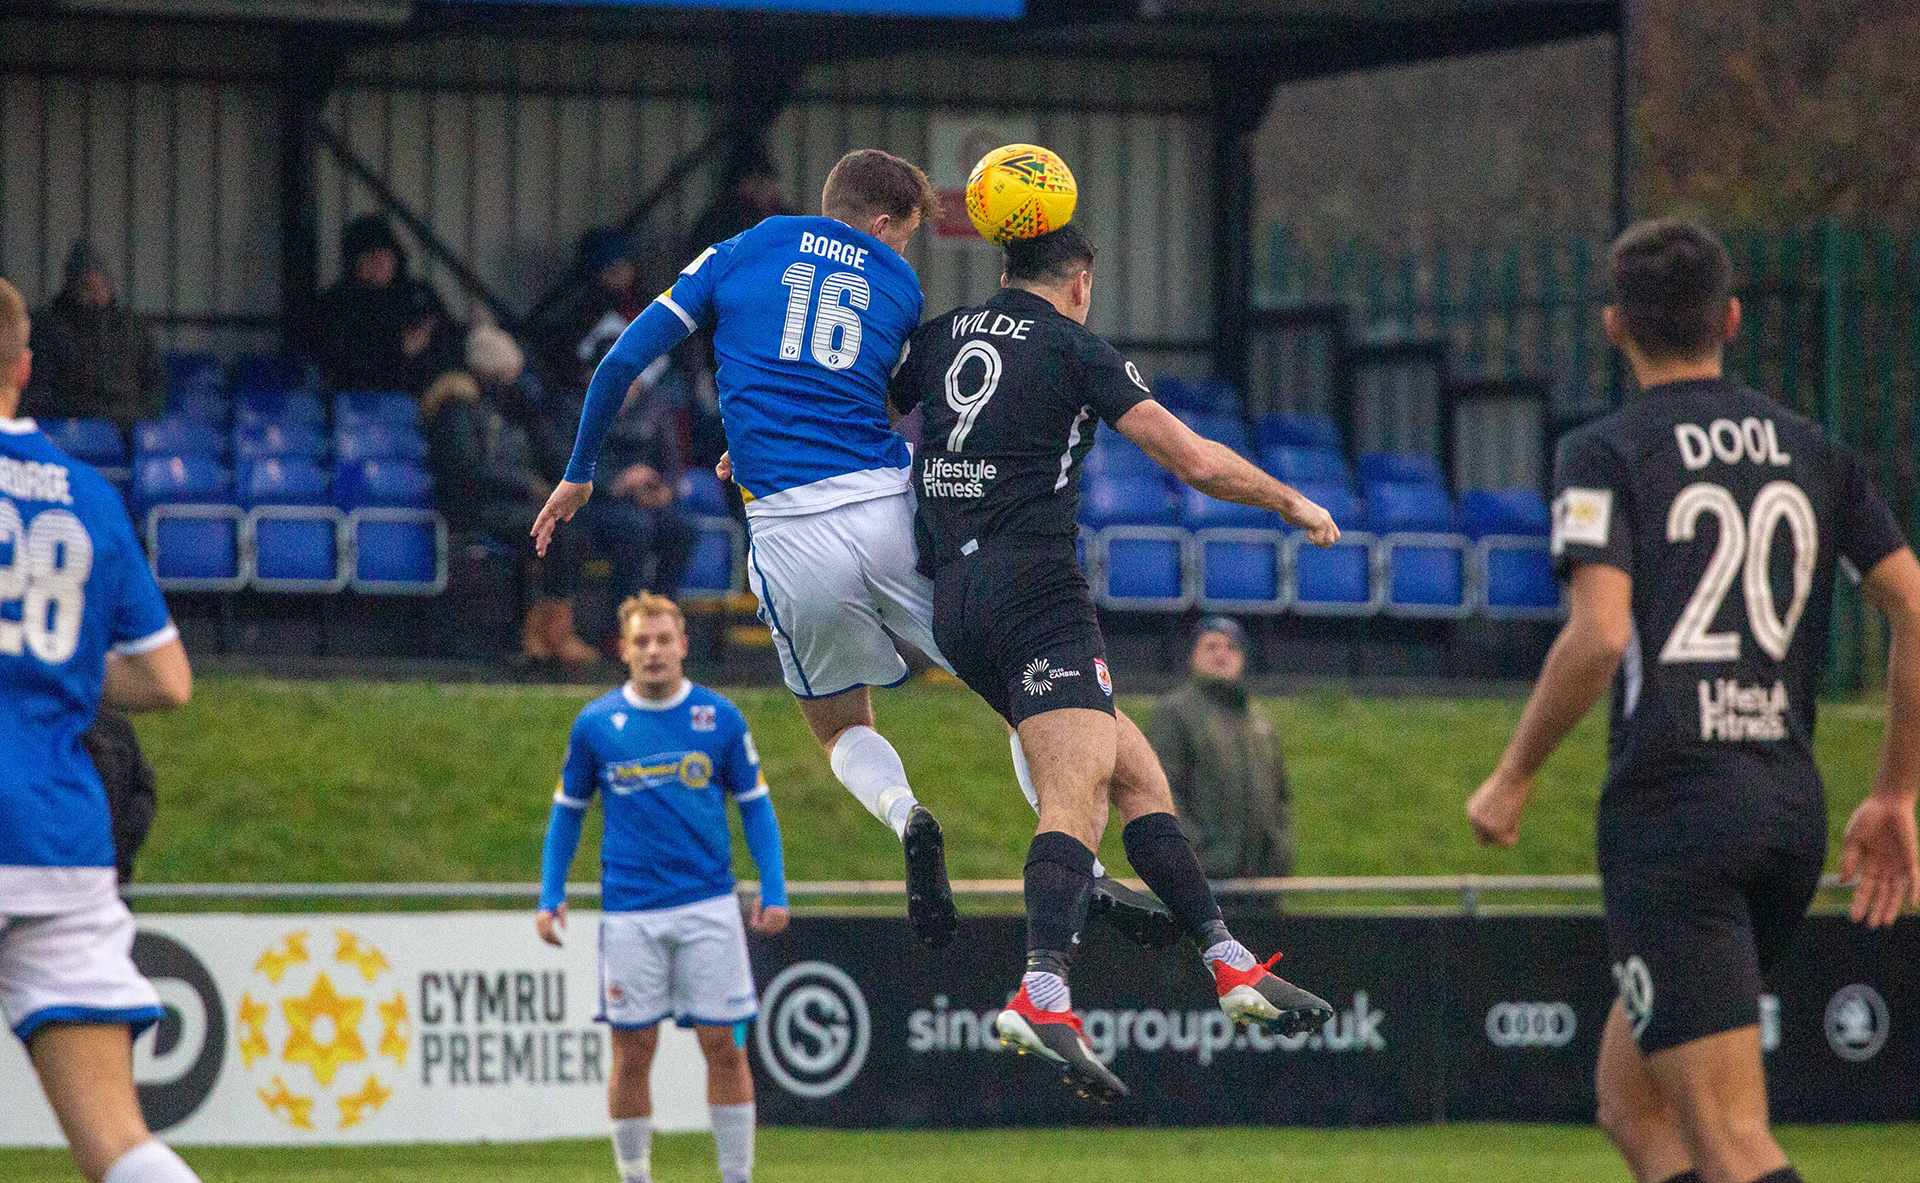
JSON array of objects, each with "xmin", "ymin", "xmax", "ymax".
[
  {"xmin": 1602, "ymin": 841, "xmax": 1823, "ymax": 1054},
  {"xmin": 931, "ymin": 537, "xmax": 1115, "ymax": 725}
]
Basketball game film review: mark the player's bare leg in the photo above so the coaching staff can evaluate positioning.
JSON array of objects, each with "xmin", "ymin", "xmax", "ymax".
[
  {"xmin": 1644, "ymin": 1026, "xmax": 1793, "ymax": 1183},
  {"xmin": 609, "ymin": 1026, "xmax": 660, "ymax": 1183},
  {"xmin": 1595, "ymin": 999, "xmax": 1696, "ymax": 1183},
  {"xmin": 695, "ymin": 1025, "xmax": 756, "ymax": 1183},
  {"xmin": 1106, "ymin": 708, "xmax": 1331, "ymax": 1034},
  {"xmin": 995, "ymin": 706, "xmax": 1128, "ymax": 1100},
  {"xmin": 29, "ymin": 1022, "xmax": 200, "ymax": 1183},
  {"xmin": 796, "ymin": 686, "xmax": 955, "ymax": 948}
]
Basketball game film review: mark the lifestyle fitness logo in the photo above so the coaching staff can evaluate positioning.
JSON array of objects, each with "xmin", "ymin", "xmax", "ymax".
[
  {"xmin": 755, "ymin": 961, "xmax": 871, "ymax": 1098},
  {"xmin": 236, "ymin": 929, "xmax": 411, "ymax": 1132}
]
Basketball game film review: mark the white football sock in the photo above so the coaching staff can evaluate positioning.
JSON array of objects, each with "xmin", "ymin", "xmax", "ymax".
[
  {"xmin": 1203, "ymin": 938, "xmax": 1257, "ymax": 972},
  {"xmin": 710, "ymin": 1101, "xmax": 755, "ymax": 1183},
  {"xmin": 103, "ymin": 1141, "xmax": 200, "ymax": 1183},
  {"xmin": 829, "ymin": 726, "xmax": 918, "ymax": 839},
  {"xmin": 1021, "ymin": 969, "xmax": 1071, "ymax": 1013},
  {"xmin": 1009, "ymin": 732, "xmax": 1107, "ymax": 878},
  {"xmin": 613, "ymin": 1116, "xmax": 653, "ymax": 1183}
]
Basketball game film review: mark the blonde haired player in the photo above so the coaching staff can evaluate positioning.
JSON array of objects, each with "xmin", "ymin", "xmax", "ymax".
[
  {"xmin": 537, "ymin": 593, "xmax": 787, "ymax": 1183},
  {"xmin": 0, "ymin": 275, "xmax": 200, "ymax": 1183}
]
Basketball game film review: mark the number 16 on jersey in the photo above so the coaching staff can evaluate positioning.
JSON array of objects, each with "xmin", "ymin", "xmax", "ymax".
[{"xmin": 779, "ymin": 263, "xmax": 869, "ymax": 371}]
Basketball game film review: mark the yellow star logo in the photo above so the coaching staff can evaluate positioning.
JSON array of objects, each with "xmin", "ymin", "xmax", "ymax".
[
  {"xmin": 255, "ymin": 931, "xmax": 310, "ymax": 984},
  {"xmin": 281, "ymin": 973, "xmax": 367, "ymax": 1087},
  {"xmin": 258, "ymin": 1076, "xmax": 315, "ymax": 1130},
  {"xmin": 337, "ymin": 1074, "xmax": 393, "ymax": 1129},
  {"xmin": 377, "ymin": 991, "xmax": 410, "ymax": 1064},
  {"xmin": 237, "ymin": 993, "xmax": 271, "ymax": 1067},
  {"xmin": 334, "ymin": 930, "xmax": 391, "ymax": 983}
]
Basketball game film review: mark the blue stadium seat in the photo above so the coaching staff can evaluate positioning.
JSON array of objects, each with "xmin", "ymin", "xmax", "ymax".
[
  {"xmin": 1481, "ymin": 538, "xmax": 1563, "ymax": 618},
  {"xmin": 334, "ymin": 422, "xmax": 429, "ymax": 465},
  {"xmin": 1382, "ymin": 536, "xmax": 1470, "ymax": 617},
  {"xmin": 135, "ymin": 416, "xmax": 225, "ymax": 459},
  {"xmin": 1289, "ymin": 534, "xmax": 1377, "ymax": 614},
  {"xmin": 683, "ymin": 516, "xmax": 744, "ymax": 598},
  {"xmin": 1181, "ymin": 486, "xmax": 1281, "ymax": 529},
  {"xmin": 1095, "ymin": 529, "xmax": 1189, "ymax": 609},
  {"xmin": 1176, "ymin": 411, "xmax": 1250, "ymax": 453},
  {"xmin": 236, "ymin": 419, "xmax": 326, "ymax": 464},
  {"xmin": 1262, "ymin": 445, "xmax": 1352, "ymax": 487},
  {"xmin": 1252, "ymin": 411, "xmax": 1342, "ymax": 452},
  {"xmin": 1460, "ymin": 488, "xmax": 1551, "ymax": 539},
  {"xmin": 236, "ymin": 389, "xmax": 326, "ymax": 430},
  {"xmin": 41, "ymin": 418, "xmax": 128, "ymax": 468},
  {"xmin": 241, "ymin": 457, "xmax": 330, "ymax": 508},
  {"xmin": 1081, "ymin": 434, "xmax": 1164, "ymax": 482},
  {"xmin": 349, "ymin": 509, "xmax": 446, "ymax": 593},
  {"xmin": 250, "ymin": 506, "xmax": 347, "ymax": 591},
  {"xmin": 232, "ymin": 353, "xmax": 308, "ymax": 394},
  {"xmin": 1358, "ymin": 451, "xmax": 1445, "ymax": 488},
  {"xmin": 1154, "ymin": 376, "xmax": 1239, "ymax": 414},
  {"xmin": 165, "ymin": 351, "xmax": 225, "ymax": 396},
  {"xmin": 1365, "ymin": 481, "xmax": 1456, "ymax": 533},
  {"xmin": 335, "ymin": 460, "xmax": 434, "ymax": 510},
  {"xmin": 147, "ymin": 505, "xmax": 245, "ymax": 590},
  {"xmin": 1080, "ymin": 475, "xmax": 1178, "ymax": 528},
  {"xmin": 681, "ymin": 469, "xmax": 730, "ymax": 517},
  {"xmin": 333, "ymin": 391, "xmax": 419, "ymax": 430},
  {"xmin": 1197, "ymin": 529, "xmax": 1286, "ymax": 611},
  {"xmin": 132, "ymin": 454, "xmax": 230, "ymax": 516}
]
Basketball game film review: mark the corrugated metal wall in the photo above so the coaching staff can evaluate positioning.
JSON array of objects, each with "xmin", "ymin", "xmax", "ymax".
[{"xmin": 0, "ymin": 19, "xmax": 284, "ymax": 358}]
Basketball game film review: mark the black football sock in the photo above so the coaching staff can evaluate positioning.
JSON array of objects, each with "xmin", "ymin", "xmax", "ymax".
[
  {"xmin": 1122, "ymin": 811, "xmax": 1230, "ymax": 948},
  {"xmin": 1748, "ymin": 1169, "xmax": 1803, "ymax": 1183},
  {"xmin": 1655, "ymin": 1172, "xmax": 1701, "ymax": 1183},
  {"xmin": 1023, "ymin": 830, "xmax": 1097, "ymax": 981}
]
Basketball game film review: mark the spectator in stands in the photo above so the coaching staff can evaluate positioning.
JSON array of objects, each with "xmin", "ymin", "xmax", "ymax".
[
  {"xmin": 688, "ymin": 166, "xmax": 794, "ymax": 253},
  {"xmin": 305, "ymin": 214, "xmax": 461, "ymax": 395},
  {"xmin": 1146, "ymin": 617, "xmax": 1296, "ymax": 893},
  {"xmin": 578, "ymin": 354, "xmax": 699, "ymax": 609},
  {"xmin": 423, "ymin": 326, "xmax": 596, "ymax": 666},
  {"xmin": 538, "ymin": 227, "xmax": 645, "ymax": 394},
  {"xmin": 21, "ymin": 241, "xmax": 164, "ymax": 432}
]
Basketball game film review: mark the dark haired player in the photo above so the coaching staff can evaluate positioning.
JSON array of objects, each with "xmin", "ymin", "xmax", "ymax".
[
  {"xmin": 1468, "ymin": 218, "xmax": 1920, "ymax": 1183},
  {"xmin": 891, "ymin": 225, "xmax": 1339, "ymax": 1099}
]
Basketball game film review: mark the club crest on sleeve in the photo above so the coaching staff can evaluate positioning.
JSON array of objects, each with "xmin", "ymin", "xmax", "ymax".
[
  {"xmin": 1551, "ymin": 487, "xmax": 1612, "ymax": 553},
  {"xmin": 690, "ymin": 704, "xmax": 717, "ymax": 732},
  {"xmin": 1094, "ymin": 657, "xmax": 1113, "ymax": 697}
]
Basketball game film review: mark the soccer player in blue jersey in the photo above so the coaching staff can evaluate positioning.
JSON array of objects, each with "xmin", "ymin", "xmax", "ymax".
[
  {"xmin": 531, "ymin": 150, "xmax": 962, "ymax": 948},
  {"xmin": 0, "ymin": 277, "xmax": 201, "ymax": 1183},
  {"xmin": 536, "ymin": 592, "xmax": 788, "ymax": 1183}
]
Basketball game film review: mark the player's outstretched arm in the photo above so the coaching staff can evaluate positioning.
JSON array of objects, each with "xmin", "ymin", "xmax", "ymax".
[
  {"xmin": 1115, "ymin": 400, "xmax": 1339, "ymax": 546},
  {"xmin": 737, "ymin": 790, "xmax": 790, "ymax": 935},
  {"xmin": 102, "ymin": 637, "xmax": 191, "ymax": 712},
  {"xmin": 1468, "ymin": 563, "xmax": 1632, "ymax": 847},
  {"xmin": 1846, "ymin": 548, "xmax": 1920, "ymax": 927}
]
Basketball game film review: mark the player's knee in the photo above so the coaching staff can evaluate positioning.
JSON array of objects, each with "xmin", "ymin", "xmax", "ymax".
[{"xmin": 697, "ymin": 1033, "xmax": 747, "ymax": 1071}]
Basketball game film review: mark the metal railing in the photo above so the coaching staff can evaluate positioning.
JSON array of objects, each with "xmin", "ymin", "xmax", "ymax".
[{"xmin": 123, "ymin": 874, "xmax": 1850, "ymax": 917}]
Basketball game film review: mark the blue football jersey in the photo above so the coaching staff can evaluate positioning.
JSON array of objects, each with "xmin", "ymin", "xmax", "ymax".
[
  {"xmin": 663, "ymin": 215, "xmax": 923, "ymax": 517},
  {"xmin": 556, "ymin": 680, "xmax": 766, "ymax": 912},
  {"xmin": 1, "ymin": 418, "xmax": 174, "ymax": 899}
]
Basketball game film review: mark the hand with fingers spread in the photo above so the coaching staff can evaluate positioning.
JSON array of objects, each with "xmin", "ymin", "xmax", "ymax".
[
  {"xmin": 1842, "ymin": 794, "xmax": 1920, "ymax": 928},
  {"xmin": 531, "ymin": 479, "xmax": 592, "ymax": 557}
]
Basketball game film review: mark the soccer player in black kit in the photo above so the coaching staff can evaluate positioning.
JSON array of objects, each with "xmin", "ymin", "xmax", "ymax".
[
  {"xmin": 1469, "ymin": 219, "xmax": 1920, "ymax": 1183},
  {"xmin": 890, "ymin": 225, "xmax": 1340, "ymax": 1099}
]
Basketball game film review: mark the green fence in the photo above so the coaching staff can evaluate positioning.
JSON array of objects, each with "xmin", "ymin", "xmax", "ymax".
[{"xmin": 1259, "ymin": 222, "xmax": 1920, "ymax": 691}]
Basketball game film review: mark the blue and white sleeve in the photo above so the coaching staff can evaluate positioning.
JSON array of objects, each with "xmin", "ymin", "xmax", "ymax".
[
  {"xmin": 722, "ymin": 718, "xmax": 786, "ymax": 908},
  {"xmin": 106, "ymin": 503, "xmax": 176, "ymax": 655},
  {"xmin": 539, "ymin": 719, "xmax": 599, "ymax": 911},
  {"xmin": 563, "ymin": 240, "xmax": 733, "ymax": 483}
]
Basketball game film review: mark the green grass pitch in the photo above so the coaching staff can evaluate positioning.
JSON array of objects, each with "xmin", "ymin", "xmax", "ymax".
[{"xmin": 3, "ymin": 1125, "xmax": 1915, "ymax": 1182}]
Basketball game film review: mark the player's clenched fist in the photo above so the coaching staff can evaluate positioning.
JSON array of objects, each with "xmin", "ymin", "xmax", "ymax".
[
  {"xmin": 1467, "ymin": 772, "xmax": 1529, "ymax": 848},
  {"xmin": 1284, "ymin": 495, "xmax": 1341, "ymax": 548},
  {"xmin": 535, "ymin": 903, "xmax": 568, "ymax": 947},
  {"xmin": 530, "ymin": 479, "xmax": 593, "ymax": 556},
  {"xmin": 748, "ymin": 899, "xmax": 789, "ymax": 934}
]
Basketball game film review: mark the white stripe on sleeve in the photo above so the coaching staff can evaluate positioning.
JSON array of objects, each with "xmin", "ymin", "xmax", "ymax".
[
  {"xmin": 553, "ymin": 791, "xmax": 591, "ymax": 810},
  {"xmin": 733, "ymin": 785, "xmax": 770, "ymax": 804},
  {"xmin": 657, "ymin": 294, "xmax": 697, "ymax": 332},
  {"xmin": 111, "ymin": 622, "xmax": 180, "ymax": 657}
]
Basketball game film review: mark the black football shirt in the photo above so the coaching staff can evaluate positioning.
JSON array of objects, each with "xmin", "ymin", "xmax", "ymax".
[
  {"xmin": 1551, "ymin": 377, "xmax": 1908, "ymax": 854},
  {"xmin": 889, "ymin": 287, "xmax": 1153, "ymax": 573}
]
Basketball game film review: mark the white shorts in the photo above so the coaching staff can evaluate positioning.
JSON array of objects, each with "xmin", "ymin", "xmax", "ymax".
[
  {"xmin": 746, "ymin": 490, "xmax": 948, "ymax": 699},
  {"xmin": 598, "ymin": 893, "xmax": 757, "ymax": 1030},
  {"xmin": 1, "ymin": 890, "xmax": 163, "ymax": 1042}
]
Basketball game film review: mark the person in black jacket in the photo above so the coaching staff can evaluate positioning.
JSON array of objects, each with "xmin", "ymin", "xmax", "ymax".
[
  {"xmin": 82, "ymin": 710, "xmax": 157, "ymax": 886},
  {"xmin": 304, "ymin": 215, "xmax": 462, "ymax": 395},
  {"xmin": 424, "ymin": 327, "xmax": 594, "ymax": 665}
]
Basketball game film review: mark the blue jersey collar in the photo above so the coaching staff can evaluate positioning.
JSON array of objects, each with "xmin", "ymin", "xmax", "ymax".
[{"xmin": 623, "ymin": 680, "xmax": 692, "ymax": 710}]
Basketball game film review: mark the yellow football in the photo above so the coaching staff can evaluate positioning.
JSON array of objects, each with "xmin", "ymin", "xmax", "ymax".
[{"xmin": 964, "ymin": 143, "xmax": 1078, "ymax": 245}]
